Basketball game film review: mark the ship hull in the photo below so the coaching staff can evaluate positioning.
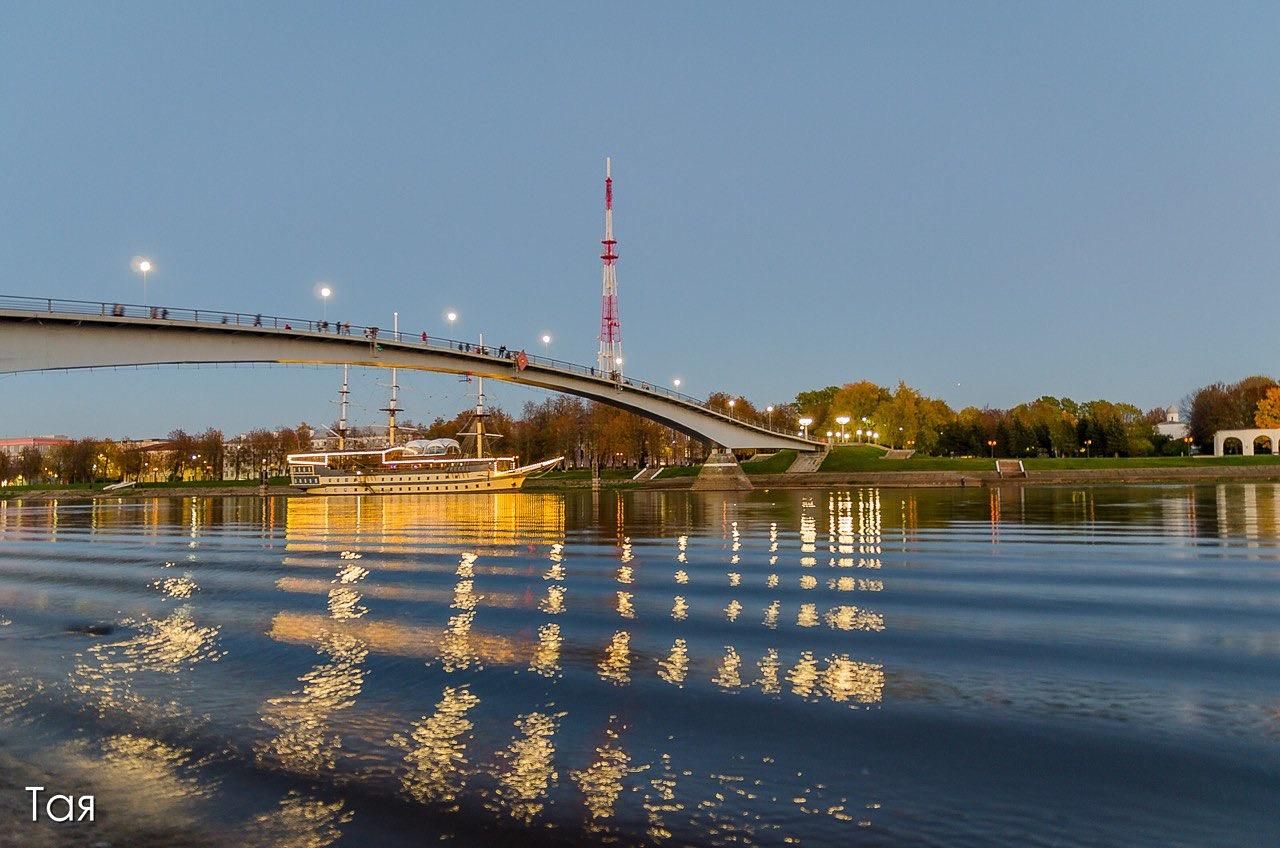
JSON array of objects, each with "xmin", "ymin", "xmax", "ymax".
[{"xmin": 289, "ymin": 457, "xmax": 560, "ymax": 496}]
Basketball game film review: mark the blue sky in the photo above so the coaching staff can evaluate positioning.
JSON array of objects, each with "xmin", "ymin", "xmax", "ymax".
[{"xmin": 2, "ymin": 2, "xmax": 1277, "ymax": 438}]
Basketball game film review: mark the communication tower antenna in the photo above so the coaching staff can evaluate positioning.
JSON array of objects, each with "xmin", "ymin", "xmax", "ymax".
[{"xmin": 597, "ymin": 157, "xmax": 623, "ymax": 378}]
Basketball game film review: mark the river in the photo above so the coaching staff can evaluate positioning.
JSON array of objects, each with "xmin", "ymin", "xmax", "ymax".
[{"xmin": 0, "ymin": 484, "xmax": 1276, "ymax": 846}]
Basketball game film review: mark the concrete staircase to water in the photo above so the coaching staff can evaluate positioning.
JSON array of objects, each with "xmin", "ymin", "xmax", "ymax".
[
  {"xmin": 996, "ymin": 459, "xmax": 1027, "ymax": 478},
  {"xmin": 786, "ymin": 449, "xmax": 828, "ymax": 473},
  {"xmin": 691, "ymin": 449, "xmax": 753, "ymax": 490}
]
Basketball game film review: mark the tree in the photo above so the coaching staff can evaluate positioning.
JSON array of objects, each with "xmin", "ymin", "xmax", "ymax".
[
  {"xmin": 1186, "ymin": 383, "xmax": 1236, "ymax": 451},
  {"xmin": 165, "ymin": 429, "xmax": 197, "ymax": 480},
  {"xmin": 18, "ymin": 447, "xmax": 43, "ymax": 482},
  {"xmin": 794, "ymin": 386, "xmax": 839, "ymax": 429},
  {"xmin": 1256, "ymin": 387, "xmax": 1280, "ymax": 428}
]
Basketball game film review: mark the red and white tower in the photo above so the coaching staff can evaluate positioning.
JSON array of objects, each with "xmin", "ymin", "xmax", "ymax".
[{"xmin": 597, "ymin": 157, "xmax": 623, "ymax": 377}]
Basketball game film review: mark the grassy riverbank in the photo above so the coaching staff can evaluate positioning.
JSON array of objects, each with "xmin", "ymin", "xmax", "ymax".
[
  {"xmin": 0, "ymin": 478, "xmax": 293, "ymax": 501},
  {"xmin": 818, "ymin": 444, "xmax": 1280, "ymax": 473}
]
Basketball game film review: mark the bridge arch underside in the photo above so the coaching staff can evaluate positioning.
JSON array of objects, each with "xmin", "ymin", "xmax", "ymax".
[{"xmin": 0, "ymin": 318, "xmax": 819, "ymax": 452}]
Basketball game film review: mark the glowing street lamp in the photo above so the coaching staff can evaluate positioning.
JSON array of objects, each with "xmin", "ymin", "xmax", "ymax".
[
  {"xmin": 836, "ymin": 415, "xmax": 850, "ymax": 443},
  {"xmin": 672, "ymin": 378, "xmax": 682, "ymax": 391},
  {"xmin": 541, "ymin": 333, "xmax": 552, "ymax": 355},
  {"xmin": 856, "ymin": 428, "xmax": 863, "ymax": 443},
  {"xmin": 986, "ymin": 439, "xmax": 997, "ymax": 458},
  {"xmin": 728, "ymin": 398, "xmax": 736, "ymax": 418},
  {"xmin": 798, "ymin": 417, "xmax": 813, "ymax": 439},
  {"xmin": 766, "ymin": 404, "xmax": 774, "ymax": 429},
  {"xmin": 132, "ymin": 256, "xmax": 154, "ymax": 303},
  {"xmin": 319, "ymin": 285, "xmax": 332, "ymax": 321}
]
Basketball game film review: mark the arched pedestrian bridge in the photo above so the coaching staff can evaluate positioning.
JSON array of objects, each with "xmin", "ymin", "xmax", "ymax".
[{"xmin": 0, "ymin": 296, "xmax": 820, "ymax": 452}]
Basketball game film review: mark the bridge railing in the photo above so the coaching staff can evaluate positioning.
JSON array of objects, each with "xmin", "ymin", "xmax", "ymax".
[{"xmin": 0, "ymin": 294, "xmax": 810, "ymax": 441}]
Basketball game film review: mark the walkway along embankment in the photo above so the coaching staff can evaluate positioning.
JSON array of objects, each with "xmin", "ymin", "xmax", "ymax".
[
  {"xmin": 747, "ymin": 465, "xmax": 1280, "ymax": 489},
  {"xmin": 7, "ymin": 465, "xmax": 1280, "ymax": 501}
]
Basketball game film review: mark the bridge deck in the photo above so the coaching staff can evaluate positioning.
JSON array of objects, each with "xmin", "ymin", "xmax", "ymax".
[{"xmin": 0, "ymin": 295, "xmax": 822, "ymax": 452}]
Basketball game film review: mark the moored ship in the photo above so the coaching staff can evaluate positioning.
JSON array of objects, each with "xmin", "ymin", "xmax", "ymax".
[{"xmin": 287, "ymin": 365, "xmax": 560, "ymax": 495}]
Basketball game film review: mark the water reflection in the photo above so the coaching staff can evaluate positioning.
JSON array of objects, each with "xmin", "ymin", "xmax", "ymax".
[
  {"xmin": 598, "ymin": 631, "xmax": 631, "ymax": 685},
  {"xmin": 571, "ymin": 719, "xmax": 636, "ymax": 828},
  {"xmin": 248, "ymin": 790, "xmax": 352, "ymax": 848},
  {"xmin": 10, "ymin": 484, "xmax": 1274, "ymax": 845},
  {"xmin": 529, "ymin": 623, "xmax": 562, "ymax": 678},
  {"xmin": 658, "ymin": 639, "xmax": 689, "ymax": 687},
  {"xmin": 390, "ymin": 684, "xmax": 481, "ymax": 807},
  {"xmin": 712, "ymin": 646, "xmax": 744, "ymax": 690},
  {"xmin": 491, "ymin": 710, "xmax": 563, "ymax": 824},
  {"xmin": 257, "ymin": 631, "xmax": 368, "ymax": 776}
]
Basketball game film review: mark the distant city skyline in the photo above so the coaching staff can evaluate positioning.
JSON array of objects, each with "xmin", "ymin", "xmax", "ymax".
[{"xmin": 3, "ymin": 3, "xmax": 1278, "ymax": 438}]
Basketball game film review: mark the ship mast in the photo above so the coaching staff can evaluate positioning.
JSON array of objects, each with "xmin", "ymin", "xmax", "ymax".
[
  {"xmin": 381, "ymin": 311, "xmax": 401, "ymax": 446},
  {"xmin": 337, "ymin": 364, "xmax": 350, "ymax": 450},
  {"xmin": 474, "ymin": 333, "xmax": 486, "ymax": 459}
]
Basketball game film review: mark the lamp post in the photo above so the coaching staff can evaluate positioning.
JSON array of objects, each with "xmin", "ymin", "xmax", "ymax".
[
  {"xmin": 728, "ymin": 398, "xmax": 736, "ymax": 419},
  {"xmin": 898, "ymin": 426, "xmax": 904, "ymax": 449},
  {"xmin": 319, "ymin": 285, "xmax": 332, "ymax": 321},
  {"xmin": 445, "ymin": 311, "xmax": 458, "ymax": 334},
  {"xmin": 541, "ymin": 334, "xmax": 551, "ymax": 356},
  {"xmin": 1183, "ymin": 435, "xmax": 1193, "ymax": 456},
  {"xmin": 987, "ymin": 439, "xmax": 997, "ymax": 458},
  {"xmin": 133, "ymin": 257, "xmax": 153, "ymax": 303},
  {"xmin": 836, "ymin": 415, "xmax": 850, "ymax": 444},
  {"xmin": 799, "ymin": 417, "xmax": 812, "ymax": 439},
  {"xmin": 672, "ymin": 378, "xmax": 681, "ymax": 393},
  {"xmin": 766, "ymin": 405, "xmax": 774, "ymax": 429},
  {"xmin": 1084, "ymin": 438, "xmax": 1093, "ymax": 458}
]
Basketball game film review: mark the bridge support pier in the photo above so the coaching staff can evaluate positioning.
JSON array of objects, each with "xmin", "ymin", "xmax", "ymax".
[{"xmin": 691, "ymin": 449, "xmax": 753, "ymax": 491}]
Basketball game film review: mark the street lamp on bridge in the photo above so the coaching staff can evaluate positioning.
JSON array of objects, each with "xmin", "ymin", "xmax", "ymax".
[
  {"xmin": 798, "ymin": 417, "xmax": 812, "ymax": 439},
  {"xmin": 766, "ymin": 405, "xmax": 774, "ymax": 429},
  {"xmin": 541, "ymin": 334, "xmax": 551, "ymax": 356},
  {"xmin": 319, "ymin": 285, "xmax": 332, "ymax": 321},
  {"xmin": 132, "ymin": 257, "xmax": 153, "ymax": 303}
]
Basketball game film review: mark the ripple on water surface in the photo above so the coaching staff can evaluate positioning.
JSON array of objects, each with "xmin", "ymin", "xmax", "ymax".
[{"xmin": 0, "ymin": 486, "xmax": 1276, "ymax": 847}]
